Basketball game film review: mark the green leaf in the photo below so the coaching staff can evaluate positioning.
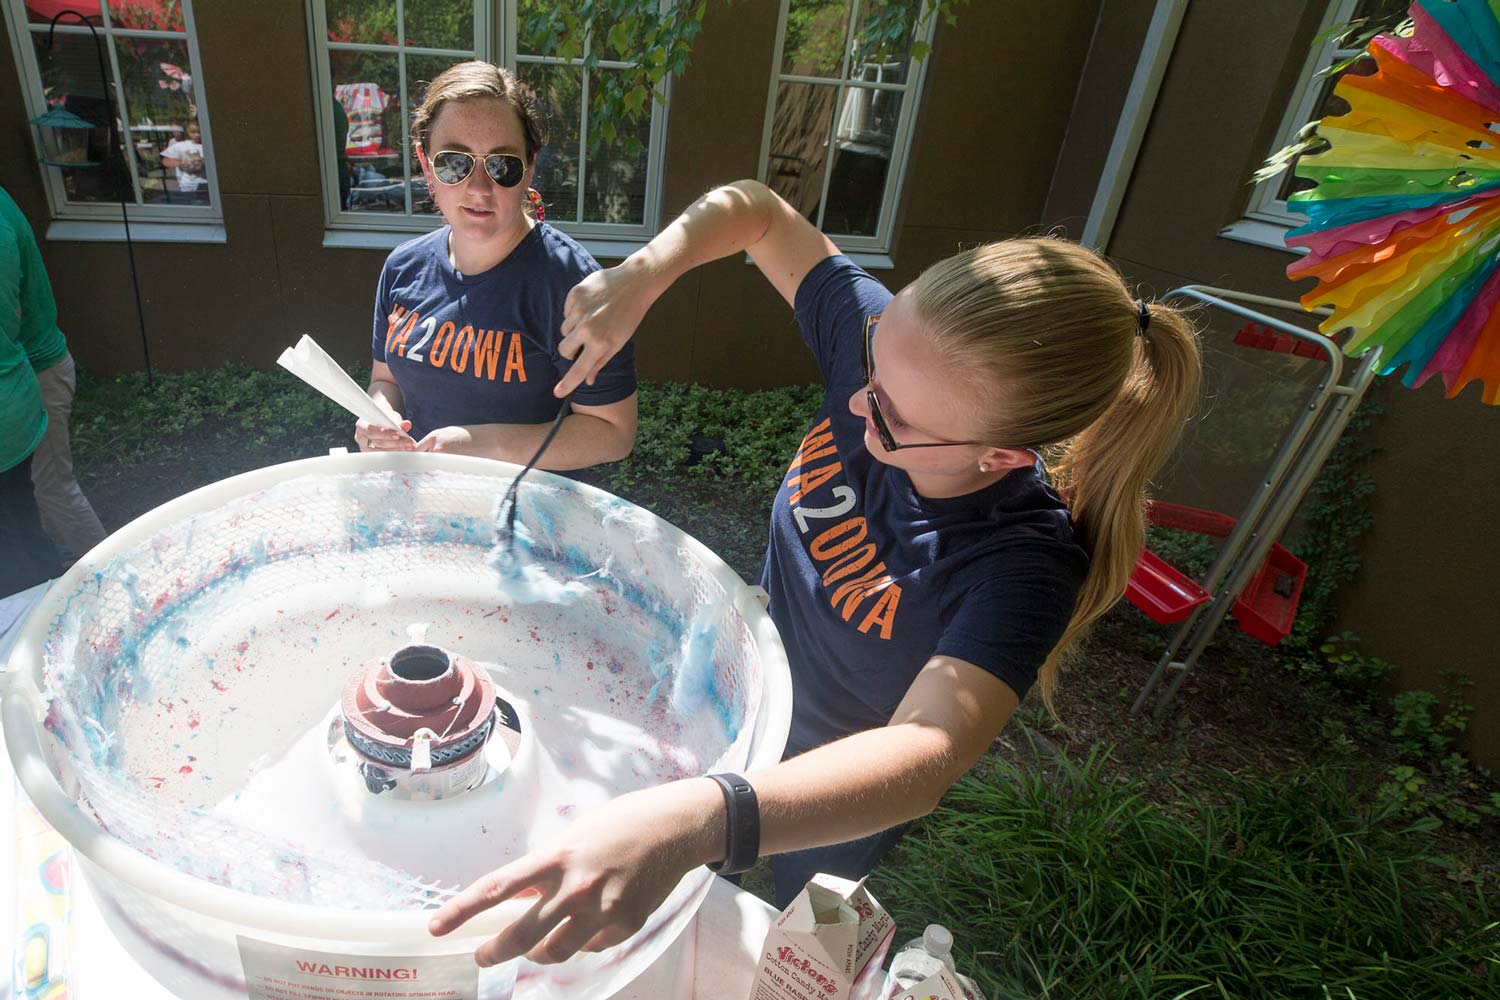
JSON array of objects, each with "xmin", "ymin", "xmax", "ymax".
[
  {"xmin": 608, "ymin": 19, "xmax": 630, "ymax": 53},
  {"xmin": 909, "ymin": 39, "xmax": 932, "ymax": 61}
]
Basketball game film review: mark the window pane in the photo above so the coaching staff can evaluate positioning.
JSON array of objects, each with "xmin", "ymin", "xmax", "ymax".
[
  {"xmin": 520, "ymin": 63, "xmax": 581, "ymax": 223},
  {"xmin": 116, "ymin": 37, "xmax": 206, "ymax": 205},
  {"xmin": 766, "ymin": 81, "xmax": 838, "ymax": 223},
  {"xmin": 848, "ymin": 0, "xmax": 916, "ymax": 77},
  {"xmin": 407, "ymin": 53, "xmax": 458, "ymax": 215},
  {"xmin": 782, "ymin": 0, "xmax": 851, "ymax": 78},
  {"xmin": 31, "ymin": 31, "xmax": 127, "ymax": 204},
  {"xmin": 404, "ymin": 0, "xmax": 471, "ymax": 50},
  {"xmin": 105, "ymin": 0, "xmax": 185, "ymax": 32},
  {"xmin": 327, "ymin": 0, "xmax": 397, "ymax": 45},
  {"xmin": 1354, "ymin": 0, "xmax": 1405, "ymax": 19},
  {"xmin": 24, "ymin": 0, "xmax": 97, "ymax": 25},
  {"xmin": 824, "ymin": 86, "xmax": 903, "ymax": 236},
  {"xmin": 591, "ymin": 5, "xmax": 640, "ymax": 63},
  {"xmin": 583, "ymin": 73, "xmax": 650, "ymax": 224},
  {"xmin": 515, "ymin": 0, "xmax": 555, "ymax": 57},
  {"xmin": 331, "ymin": 51, "xmax": 404, "ymax": 213}
]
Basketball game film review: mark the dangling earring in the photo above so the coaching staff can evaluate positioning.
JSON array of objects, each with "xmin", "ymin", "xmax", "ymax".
[{"xmin": 979, "ymin": 463, "xmax": 990, "ymax": 473}]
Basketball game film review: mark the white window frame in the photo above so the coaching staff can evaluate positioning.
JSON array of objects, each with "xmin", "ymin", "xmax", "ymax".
[
  {"xmin": 1222, "ymin": 0, "xmax": 1364, "ymax": 252},
  {"xmin": 756, "ymin": 0, "xmax": 937, "ymax": 263},
  {"xmin": 307, "ymin": 1, "xmax": 671, "ymax": 255},
  {"xmin": 1, "ymin": 0, "xmax": 222, "ymax": 233}
]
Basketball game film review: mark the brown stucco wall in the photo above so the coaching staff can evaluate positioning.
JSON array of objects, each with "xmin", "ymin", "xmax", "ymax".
[{"xmin": 1043, "ymin": 1, "xmax": 1500, "ymax": 769}]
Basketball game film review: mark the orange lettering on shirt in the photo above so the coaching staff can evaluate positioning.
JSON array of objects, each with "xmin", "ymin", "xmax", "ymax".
[
  {"xmin": 429, "ymin": 321, "xmax": 456, "ymax": 367},
  {"xmin": 856, "ymin": 584, "xmax": 901, "ymax": 639},
  {"xmin": 808, "ymin": 517, "xmax": 868, "ymax": 562},
  {"xmin": 450, "ymin": 325, "xmax": 475, "ymax": 374},
  {"xmin": 383, "ymin": 304, "xmax": 409, "ymax": 354},
  {"xmin": 473, "ymin": 330, "xmax": 502, "ymax": 380},
  {"xmin": 787, "ymin": 461, "xmax": 843, "ymax": 505},
  {"xmin": 787, "ymin": 419, "xmax": 835, "ymax": 473},
  {"xmin": 820, "ymin": 543, "xmax": 876, "ymax": 588},
  {"xmin": 829, "ymin": 562, "xmax": 893, "ymax": 619},
  {"xmin": 503, "ymin": 332, "xmax": 527, "ymax": 382},
  {"xmin": 390, "ymin": 310, "xmax": 418, "ymax": 357}
]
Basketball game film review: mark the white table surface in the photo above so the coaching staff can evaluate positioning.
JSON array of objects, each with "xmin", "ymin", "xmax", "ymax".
[{"xmin": 0, "ymin": 582, "xmax": 777, "ymax": 999}]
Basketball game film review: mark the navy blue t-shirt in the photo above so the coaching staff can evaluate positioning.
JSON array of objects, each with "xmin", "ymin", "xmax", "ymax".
[
  {"xmin": 372, "ymin": 223, "xmax": 636, "ymax": 439},
  {"xmin": 763, "ymin": 256, "xmax": 1090, "ymax": 756}
]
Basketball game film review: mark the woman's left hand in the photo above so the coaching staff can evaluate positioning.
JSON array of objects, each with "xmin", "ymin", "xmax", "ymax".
[
  {"xmin": 428, "ymin": 780, "xmax": 719, "ymax": 967},
  {"xmin": 415, "ymin": 426, "xmax": 475, "ymax": 454}
]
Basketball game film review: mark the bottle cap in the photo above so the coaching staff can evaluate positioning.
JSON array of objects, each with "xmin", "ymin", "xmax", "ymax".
[{"xmin": 924, "ymin": 924, "xmax": 954, "ymax": 955}]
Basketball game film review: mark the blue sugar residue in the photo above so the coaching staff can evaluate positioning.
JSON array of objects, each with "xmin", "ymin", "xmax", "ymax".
[
  {"xmin": 486, "ymin": 542, "xmax": 589, "ymax": 606},
  {"xmin": 645, "ymin": 639, "xmax": 668, "ymax": 703},
  {"xmin": 670, "ymin": 608, "xmax": 738, "ymax": 742},
  {"xmin": 47, "ymin": 472, "xmax": 742, "ymax": 779}
]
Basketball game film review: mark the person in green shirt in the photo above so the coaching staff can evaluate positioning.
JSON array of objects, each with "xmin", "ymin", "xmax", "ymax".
[
  {"xmin": 0, "ymin": 186, "xmax": 106, "ymax": 568},
  {"xmin": 0, "ymin": 188, "xmax": 62, "ymax": 595}
]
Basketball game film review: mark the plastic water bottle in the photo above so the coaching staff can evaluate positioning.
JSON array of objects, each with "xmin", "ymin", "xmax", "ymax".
[
  {"xmin": 889, "ymin": 923, "xmax": 957, "ymax": 988},
  {"xmin": 888, "ymin": 923, "xmax": 988, "ymax": 999}
]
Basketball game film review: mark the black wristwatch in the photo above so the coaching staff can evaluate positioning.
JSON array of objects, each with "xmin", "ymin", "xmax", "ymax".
[{"xmin": 704, "ymin": 772, "xmax": 760, "ymax": 875}]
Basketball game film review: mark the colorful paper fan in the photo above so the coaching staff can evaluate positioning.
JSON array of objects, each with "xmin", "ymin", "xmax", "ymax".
[{"xmin": 1285, "ymin": 0, "xmax": 1500, "ymax": 404}]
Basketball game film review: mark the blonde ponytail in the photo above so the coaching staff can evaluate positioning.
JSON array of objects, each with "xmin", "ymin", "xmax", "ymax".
[
  {"xmin": 1044, "ymin": 303, "xmax": 1200, "ymax": 706},
  {"xmin": 913, "ymin": 239, "xmax": 1202, "ymax": 709}
]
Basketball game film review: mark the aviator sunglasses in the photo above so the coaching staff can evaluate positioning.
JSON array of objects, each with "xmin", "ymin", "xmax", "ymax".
[{"xmin": 428, "ymin": 150, "xmax": 526, "ymax": 188}]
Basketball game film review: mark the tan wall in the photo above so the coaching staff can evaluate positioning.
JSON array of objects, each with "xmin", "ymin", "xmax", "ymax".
[
  {"xmin": 1043, "ymin": 1, "xmax": 1500, "ymax": 769},
  {"xmin": 1, "ymin": 0, "xmax": 1102, "ymax": 387}
]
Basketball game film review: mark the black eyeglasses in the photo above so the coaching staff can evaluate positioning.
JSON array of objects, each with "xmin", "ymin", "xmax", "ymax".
[
  {"xmin": 428, "ymin": 150, "xmax": 526, "ymax": 188},
  {"xmin": 862, "ymin": 318, "xmax": 982, "ymax": 452}
]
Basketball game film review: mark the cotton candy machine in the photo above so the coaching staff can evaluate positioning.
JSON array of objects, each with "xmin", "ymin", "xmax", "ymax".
[{"xmin": 1, "ymin": 452, "xmax": 791, "ymax": 1000}]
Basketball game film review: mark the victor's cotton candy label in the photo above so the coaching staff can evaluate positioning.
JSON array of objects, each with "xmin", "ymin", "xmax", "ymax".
[{"xmin": 749, "ymin": 873, "xmax": 895, "ymax": 1000}]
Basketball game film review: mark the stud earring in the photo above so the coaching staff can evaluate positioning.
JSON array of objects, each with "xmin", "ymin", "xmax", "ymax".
[{"xmin": 979, "ymin": 463, "xmax": 990, "ymax": 473}]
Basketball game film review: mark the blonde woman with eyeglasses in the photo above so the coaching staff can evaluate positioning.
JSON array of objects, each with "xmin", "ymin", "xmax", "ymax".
[
  {"xmin": 429, "ymin": 180, "xmax": 1202, "ymax": 968},
  {"xmin": 355, "ymin": 61, "xmax": 637, "ymax": 468}
]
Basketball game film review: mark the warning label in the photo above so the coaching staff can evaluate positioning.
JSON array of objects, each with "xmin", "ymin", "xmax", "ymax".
[{"xmin": 236, "ymin": 936, "xmax": 487, "ymax": 1000}]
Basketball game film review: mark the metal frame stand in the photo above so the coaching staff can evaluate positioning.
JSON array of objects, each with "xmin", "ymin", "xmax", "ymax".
[{"xmin": 1130, "ymin": 286, "xmax": 1382, "ymax": 720}]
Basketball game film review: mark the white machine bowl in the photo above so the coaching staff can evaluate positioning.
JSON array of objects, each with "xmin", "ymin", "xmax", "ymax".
[{"xmin": 2, "ymin": 452, "xmax": 791, "ymax": 1000}]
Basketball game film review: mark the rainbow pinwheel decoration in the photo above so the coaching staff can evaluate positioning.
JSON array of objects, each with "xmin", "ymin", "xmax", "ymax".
[{"xmin": 1286, "ymin": 0, "xmax": 1500, "ymax": 404}]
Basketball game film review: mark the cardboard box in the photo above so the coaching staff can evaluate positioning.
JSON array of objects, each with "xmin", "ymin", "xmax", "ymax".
[
  {"xmin": 889, "ymin": 967, "xmax": 970, "ymax": 1000},
  {"xmin": 750, "ymin": 874, "xmax": 896, "ymax": 1000}
]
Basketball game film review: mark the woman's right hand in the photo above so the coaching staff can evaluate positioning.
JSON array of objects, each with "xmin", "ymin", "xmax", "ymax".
[
  {"xmin": 554, "ymin": 258, "xmax": 660, "ymax": 398},
  {"xmin": 354, "ymin": 416, "xmax": 416, "ymax": 451}
]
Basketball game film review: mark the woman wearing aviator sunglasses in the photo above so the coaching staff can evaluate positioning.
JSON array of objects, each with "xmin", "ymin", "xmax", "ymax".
[
  {"xmin": 428, "ymin": 180, "xmax": 1202, "ymax": 966},
  {"xmin": 356, "ymin": 61, "xmax": 637, "ymax": 468}
]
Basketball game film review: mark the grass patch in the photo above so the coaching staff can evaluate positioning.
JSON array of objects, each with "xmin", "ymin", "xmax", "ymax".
[
  {"xmin": 871, "ymin": 751, "xmax": 1497, "ymax": 1000},
  {"xmin": 606, "ymin": 380, "xmax": 825, "ymax": 490},
  {"xmin": 70, "ymin": 366, "xmax": 823, "ymax": 580},
  {"xmin": 72, "ymin": 363, "xmax": 359, "ymax": 466},
  {"xmin": 72, "ymin": 366, "xmax": 823, "ymax": 484}
]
